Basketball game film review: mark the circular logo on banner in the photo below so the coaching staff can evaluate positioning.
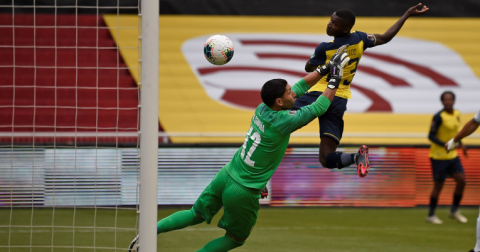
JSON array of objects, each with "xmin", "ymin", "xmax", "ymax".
[{"xmin": 182, "ymin": 34, "xmax": 480, "ymax": 113}]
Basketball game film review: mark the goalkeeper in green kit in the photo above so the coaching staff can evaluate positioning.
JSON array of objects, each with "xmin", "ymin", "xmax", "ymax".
[{"xmin": 128, "ymin": 45, "xmax": 350, "ymax": 252}]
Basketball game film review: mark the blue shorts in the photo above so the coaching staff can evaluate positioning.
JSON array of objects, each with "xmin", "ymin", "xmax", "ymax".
[
  {"xmin": 293, "ymin": 91, "xmax": 347, "ymax": 144},
  {"xmin": 430, "ymin": 157, "xmax": 464, "ymax": 182}
]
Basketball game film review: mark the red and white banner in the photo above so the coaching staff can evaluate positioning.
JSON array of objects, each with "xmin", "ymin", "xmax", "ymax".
[{"xmin": 183, "ymin": 34, "xmax": 480, "ymax": 114}]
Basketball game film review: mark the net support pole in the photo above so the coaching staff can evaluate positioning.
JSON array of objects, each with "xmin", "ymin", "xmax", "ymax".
[{"xmin": 139, "ymin": 0, "xmax": 159, "ymax": 250}]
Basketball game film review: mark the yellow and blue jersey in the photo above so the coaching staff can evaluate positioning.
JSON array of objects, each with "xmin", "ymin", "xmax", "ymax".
[
  {"xmin": 308, "ymin": 31, "xmax": 376, "ymax": 99},
  {"xmin": 429, "ymin": 109, "xmax": 461, "ymax": 160}
]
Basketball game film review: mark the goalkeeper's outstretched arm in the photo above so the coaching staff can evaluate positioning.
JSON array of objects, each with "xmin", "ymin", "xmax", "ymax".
[
  {"xmin": 290, "ymin": 67, "xmax": 332, "ymax": 99},
  {"xmin": 292, "ymin": 45, "xmax": 350, "ymax": 99},
  {"xmin": 283, "ymin": 50, "xmax": 350, "ymax": 133}
]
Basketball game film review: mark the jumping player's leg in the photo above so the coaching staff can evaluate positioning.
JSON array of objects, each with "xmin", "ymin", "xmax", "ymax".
[
  {"xmin": 319, "ymin": 136, "xmax": 340, "ymax": 167},
  {"xmin": 317, "ymin": 102, "xmax": 353, "ymax": 170},
  {"xmin": 317, "ymin": 97, "xmax": 369, "ymax": 175},
  {"xmin": 294, "ymin": 92, "xmax": 345, "ymax": 168},
  {"xmin": 320, "ymin": 136, "xmax": 369, "ymax": 174},
  {"xmin": 293, "ymin": 91, "xmax": 369, "ymax": 175},
  {"xmin": 318, "ymin": 122, "xmax": 369, "ymax": 178}
]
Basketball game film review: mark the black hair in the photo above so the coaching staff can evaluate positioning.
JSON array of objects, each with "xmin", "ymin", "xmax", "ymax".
[
  {"xmin": 335, "ymin": 9, "xmax": 356, "ymax": 28},
  {"xmin": 260, "ymin": 79, "xmax": 288, "ymax": 107},
  {"xmin": 440, "ymin": 91, "xmax": 455, "ymax": 101}
]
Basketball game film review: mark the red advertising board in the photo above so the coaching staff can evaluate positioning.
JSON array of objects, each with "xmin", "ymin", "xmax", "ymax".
[{"xmin": 271, "ymin": 147, "xmax": 480, "ymax": 207}]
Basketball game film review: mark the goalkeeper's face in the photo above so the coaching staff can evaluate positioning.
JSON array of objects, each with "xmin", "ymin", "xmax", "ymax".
[{"xmin": 280, "ymin": 84, "xmax": 296, "ymax": 110}]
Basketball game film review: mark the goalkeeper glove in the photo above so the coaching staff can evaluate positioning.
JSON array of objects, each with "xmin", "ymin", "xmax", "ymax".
[
  {"xmin": 327, "ymin": 51, "xmax": 350, "ymax": 90},
  {"xmin": 260, "ymin": 187, "xmax": 268, "ymax": 199},
  {"xmin": 317, "ymin": 44, "xmax": 349, "ymax": 76}
]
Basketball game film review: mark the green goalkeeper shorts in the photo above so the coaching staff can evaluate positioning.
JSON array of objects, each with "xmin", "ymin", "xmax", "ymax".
[{"xmin": 193, "ymin": 167, "xmax": 260, "ymax": 240}]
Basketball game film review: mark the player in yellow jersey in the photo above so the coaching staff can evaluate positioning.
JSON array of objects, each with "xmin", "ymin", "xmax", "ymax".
[
  {"xmin": 426, "ymin": 91, "xmax": 468, "ymax": 224},
  {"xmin": 293, "ymin": 3, "xmax": 429, "ymax": 177}
]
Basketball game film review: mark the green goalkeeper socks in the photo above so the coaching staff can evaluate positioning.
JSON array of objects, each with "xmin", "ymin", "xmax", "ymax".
[
  {"xmin": 196, "ymin": 235, "xmax": 244, "ymax": 252},
  {"xmin": 157, "ymin": 208, "xmax": 204, "ymax": 234}
]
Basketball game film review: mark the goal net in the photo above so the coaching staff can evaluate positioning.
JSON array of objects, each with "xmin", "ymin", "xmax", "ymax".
[{"xmin": 0, "ymin": 0, "xmax": 144, "ymax": 250}]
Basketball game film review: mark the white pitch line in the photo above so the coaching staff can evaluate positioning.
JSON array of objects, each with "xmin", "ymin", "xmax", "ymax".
[
  {"xmin": 183, "ymin": 225, "xmax": 473, "ymax": 233},
  {"xmin": 1, "ymin": 225, "xmax": 472, "ymax": 234},
  {"xmin": 0, "ymin": 229, "xmax": 134, "ymax": 233}
]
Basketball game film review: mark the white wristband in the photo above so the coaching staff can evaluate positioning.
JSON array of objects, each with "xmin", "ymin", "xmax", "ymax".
[{"xmin": 446, "ymin": 138, "xmax": 457, "ymax": 151}]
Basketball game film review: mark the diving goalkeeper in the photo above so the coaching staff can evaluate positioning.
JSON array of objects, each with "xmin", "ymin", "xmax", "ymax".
[{"xmin": 128, "ymin": 45, "xmax": 350, "ymax": 252}]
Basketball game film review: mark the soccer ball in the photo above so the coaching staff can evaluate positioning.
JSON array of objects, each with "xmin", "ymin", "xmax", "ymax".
[{"xmin": 203, "ymin": 35, "xmax": 234, "ymax": 65}]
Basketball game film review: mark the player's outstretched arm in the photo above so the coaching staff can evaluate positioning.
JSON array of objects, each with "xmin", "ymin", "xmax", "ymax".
[
  {"xmin": 454, "ymin": 119, "xmax": 480, "ymax": 142},
  {"xmin": 304, "ymin": 60, "xmax": 317, "ymax": 73},
  {"xmin": 446, "ymin": 118, "xmax": 480, "ymax": 152},
  {"xmin": 374, "ymin": 3, "xmax": 429, "ymax": 46}
]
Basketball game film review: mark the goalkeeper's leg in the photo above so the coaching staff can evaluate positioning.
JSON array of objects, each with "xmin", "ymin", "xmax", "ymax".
[
  {"xmin": 157, "ymin": 207, "xmax": 205, "ymax": 234},
  {"xmin": 128, "ymin": 208, "xmax": 205, "ymax": 252},
  {"xmin": 158, "ymin": 168, "xmax": 229, "ymax": 234},
  {"xmin": 129, "ymin": 169, "xmax": 227, "ymax": 251},
  {"xmin": 196, "ymin": 233, "xmax": 244, "ymax": 252},
  {"xmin": 195, "ymin": 173, "xmax": 259, "ymax": 252}
]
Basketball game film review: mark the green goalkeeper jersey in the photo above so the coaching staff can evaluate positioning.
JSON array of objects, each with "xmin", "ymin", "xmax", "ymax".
[{"xmin": 224, "ymin": 79, "xmax": 331, "ymax": 189}]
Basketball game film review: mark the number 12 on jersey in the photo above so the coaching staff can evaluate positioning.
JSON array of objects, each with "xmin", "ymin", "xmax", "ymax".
[{"xmin": 240, "ymin": 126, "xmax": 261, "ymax": 166}]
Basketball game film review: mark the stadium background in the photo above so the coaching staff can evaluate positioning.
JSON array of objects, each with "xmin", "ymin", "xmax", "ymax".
[{"xmin": 1, "ymin": 0, "xmax": 480, "ymax": 251}]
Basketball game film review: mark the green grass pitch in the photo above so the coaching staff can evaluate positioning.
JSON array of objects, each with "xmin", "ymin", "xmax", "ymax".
[{"xmin": 0, "ymin": 206, "xmax": 477, "ymax": 251}]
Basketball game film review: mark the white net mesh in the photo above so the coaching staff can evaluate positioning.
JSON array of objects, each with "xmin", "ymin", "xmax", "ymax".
[{"xmin": 0, "ymin": 1, "xmax": 141, "ymax": 250}]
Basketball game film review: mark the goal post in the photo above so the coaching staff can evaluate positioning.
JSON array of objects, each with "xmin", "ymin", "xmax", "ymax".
[
  {"xmin": 139, "ymin": 0, "xmax": 159, "ymax": 250},
  {"xmin": 0, "ymin": 0, "xmax": 159, "ymax": 250}
]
